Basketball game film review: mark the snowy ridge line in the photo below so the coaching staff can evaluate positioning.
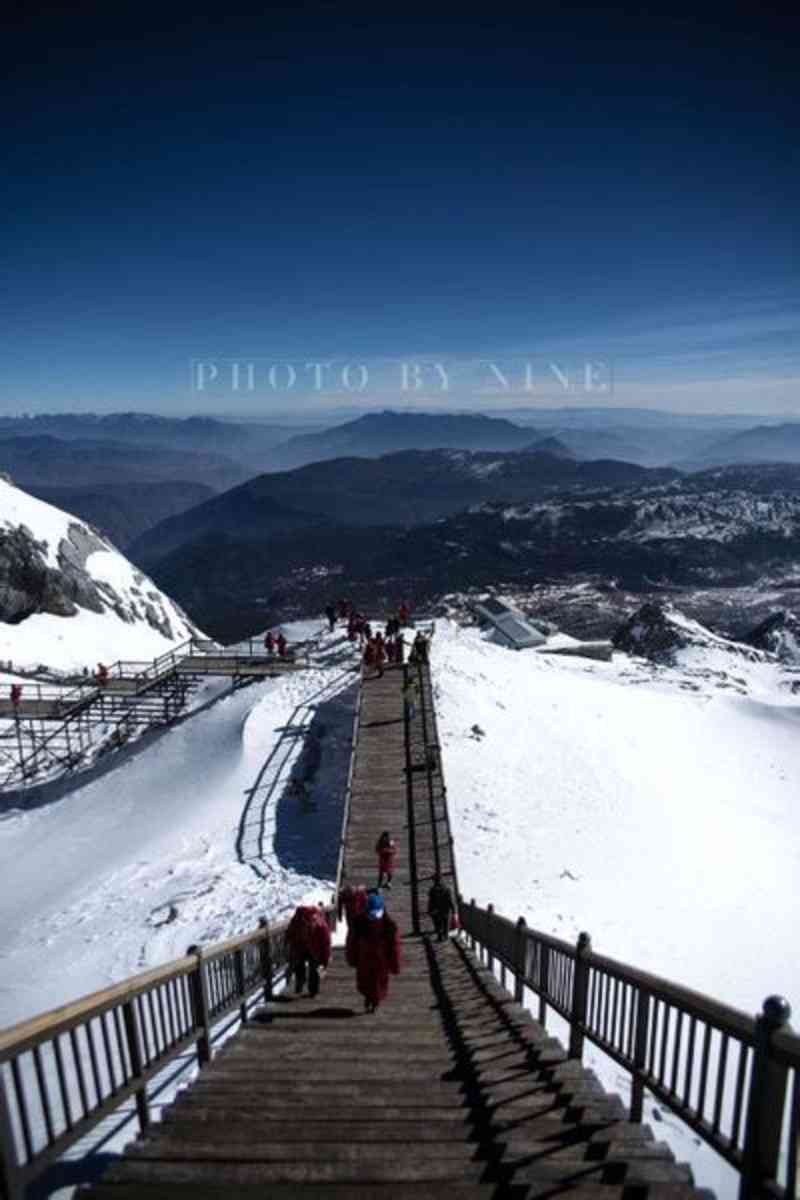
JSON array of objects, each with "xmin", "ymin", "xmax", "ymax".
[
  {"xmin": 333, "ymin": 664, "xmax": 364, "ymax": 896},
  {"xmin": 458, "ymin": 897, "xmax": 800, "ymax": 1200},
  {"xmin": 0, "ymin": 905, "xmax": 337, "ymax": 1199}
]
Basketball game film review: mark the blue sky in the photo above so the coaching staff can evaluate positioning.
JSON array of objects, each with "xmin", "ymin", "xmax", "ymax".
[{"xmin": 3, "ymin": 4, "xmax": 798, "ymax": 416}]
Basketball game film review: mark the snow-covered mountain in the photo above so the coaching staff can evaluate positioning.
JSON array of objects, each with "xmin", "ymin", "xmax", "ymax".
[
  {"xmin": 0, "ymin": 477, "xmax": 199, "ymax": 672},
  {"xmin": 496, "ymin": 484, "xmax": 800, "ymax": 544}
]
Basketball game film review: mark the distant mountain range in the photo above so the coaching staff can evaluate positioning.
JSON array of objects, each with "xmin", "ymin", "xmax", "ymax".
[
  {"xmin": 130, "ymin": 448, "xmax": 676, "ymax": 566},
  {"xmin": 688, "ymin": 423, "xmax": 800, "ymax": 468},
  {"xmin": 0, "ymin": 413, "xmax": 299, "ymax": 462},
  {"xmin": 0, "ymin": 435, "xmax": 246, "ymax": 491},
  {"xmin": 139, "ymin": 461, "xmax": 800, "ymax": 641}
]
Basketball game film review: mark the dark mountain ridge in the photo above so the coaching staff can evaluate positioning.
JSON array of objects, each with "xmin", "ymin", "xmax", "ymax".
[
  {"xmin": 130, "ymin": 447, "xmax": 678, "ymax": 566},
  {"xmin": 143, "ymin": 464, "xmax": 800, "ymax": 641}
]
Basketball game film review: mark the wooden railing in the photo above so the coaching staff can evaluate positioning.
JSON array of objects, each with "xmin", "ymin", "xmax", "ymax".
[
  {"xmin": 0, "ymin": 912, "xmax": 333, "ymax": 1200},
  {"xmin": 459, "ymin": 899, "xmax": 800, "ymax": 1200},
  {"xmin": 334, "ymin": 665, "xmax": 364, "ymax": 894}
]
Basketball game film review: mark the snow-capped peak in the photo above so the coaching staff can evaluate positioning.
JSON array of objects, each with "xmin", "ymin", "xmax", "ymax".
[{"xmin": 0, "ymin": 478, "xmax": 199, "ymax": 673}]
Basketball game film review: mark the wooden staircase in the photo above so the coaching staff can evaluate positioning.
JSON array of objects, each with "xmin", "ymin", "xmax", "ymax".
[{"xmin": 81, "ymin": 664, "xmax": 705, "ymax": 1199}]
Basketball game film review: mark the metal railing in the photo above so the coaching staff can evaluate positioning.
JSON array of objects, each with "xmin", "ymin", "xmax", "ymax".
[
  {"xmin": 459, "ymin": 898, "xmax": 800, "ymax": 1200},
  {"xmin": 0, "ymin": 911, "xmax": 333, "ymax": 1200}
]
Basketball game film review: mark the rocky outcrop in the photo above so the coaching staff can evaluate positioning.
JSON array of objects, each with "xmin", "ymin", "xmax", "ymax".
[
  {"xmin": 613, "ymin": 601, "xmax": 763, "ymax": 665},
  {"xmin": 0, "ymin": 525, "xmax": 81, "ymax": 622},
  {"xmin": 743, "ymin": 610, "xmax": 800, "ymax": 663},
  {"xmin": 612, "ymin": 603, "xmax": 688, "ymax": 661},
  {"xmin": 0, "ymin": 516, "xmax": 186, "ymax": 640}
]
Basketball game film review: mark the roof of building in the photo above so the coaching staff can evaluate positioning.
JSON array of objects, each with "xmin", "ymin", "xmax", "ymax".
[{"xmin": 473, "ymin": 599, "xmax": 547, "ymax": 650}]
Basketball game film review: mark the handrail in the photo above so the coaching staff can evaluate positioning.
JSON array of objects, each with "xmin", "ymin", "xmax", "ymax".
[
  {"xmin": 334, "ymin": 664, "xmax": 364, "ymax": 897},
  {"xmin": 416, "ymin": 654, "xmax": 460, "ymax": 903},
  {"xmin": 459, "ymin": 897, "xmax": 799, "ymax": 1200},
  {"xmin": 0, "ymin": 908, "xmax": 335, "ymax": 1200}
]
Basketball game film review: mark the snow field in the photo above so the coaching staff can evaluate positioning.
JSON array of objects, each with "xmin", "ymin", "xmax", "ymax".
[
  {"xmin": 432, "ymin": 619, "xmax": 800, "ymax": 1196},
  {"xmin": 0, "ymin": 650, "xmax": 357, "ymax": 1031}
]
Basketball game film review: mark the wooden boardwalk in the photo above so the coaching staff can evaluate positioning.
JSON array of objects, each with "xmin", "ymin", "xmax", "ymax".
[{"xmin": 82, "ymin": 663, "xmax": 704, "ymax": 1199}]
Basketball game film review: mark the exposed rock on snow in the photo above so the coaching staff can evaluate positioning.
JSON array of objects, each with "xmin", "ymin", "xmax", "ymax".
[
  {"xmin": 613, "ymin": 602, "xmax": 762, "ymax": 666},
  {"xmin": 0, "ymin": 478, "xmax": 199, "ymax": 671},
  {"xmin": 742, "ymin": 609, "xmax": 800, "ymax": 667}
]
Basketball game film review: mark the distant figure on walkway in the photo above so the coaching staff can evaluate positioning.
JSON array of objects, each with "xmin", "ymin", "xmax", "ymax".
[
  {"xmin": 346, "ymin": 892, "xmax": 401, "ymax": 1013},
  {"xmin": 264, "ymin": 631, "xmax": 275, "ymax": 654},
  {"xmin": 376, "ymin": 830, "xmax": 396, "ymax": 889},
  {"xmin": 325, "ymin": 603, "xmax": 336, "ymax": 632},
  {"xmin": 96, "ymin": 663, "xmax": 109, "ymax": 687},
  {"xmin": 10, "ymin": 683, "xmax": 22, "ymax": 707},
  {"xmin": 427, "ymin": 874, "xmax": 455, "ymax": 942},
  {"xmin": 402, "ymin": 674, "xmax": 419, "ymax": 720},
  {"xmin": 277, "ymin": 632, "xmax": 288, "ymax": 658},
  {"xmin": 373, "ymin": 632, "xmax": 386, "ymax": 678},
  {"xmin": 338, "ymin": 882, "xmax": 368, "ymax": 928},
  {"xmin": 285, "ymin": 904, "xmax": 332, "ymax": 997},
  {"xmin": 411, "ymin": 631, "xmax": 429, "ymax": 665},
  {"xmin": 398, "ymin": 601, "xmax": 410, "ymax": 627}
]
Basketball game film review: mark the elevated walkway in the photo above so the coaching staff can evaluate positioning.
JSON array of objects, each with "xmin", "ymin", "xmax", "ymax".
[
  {"xmin": 0, "ymin": 639, "xmax": 309, "ymax": 789},
  {"xmin": 80, "ymin": 663, "xmax": 703, "ymax": 1199}
]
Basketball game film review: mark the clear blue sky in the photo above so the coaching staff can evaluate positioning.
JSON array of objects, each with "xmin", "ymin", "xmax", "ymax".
[{"xmin": 3, "ymin": 4, "xmax": 798, "ymax": 416}]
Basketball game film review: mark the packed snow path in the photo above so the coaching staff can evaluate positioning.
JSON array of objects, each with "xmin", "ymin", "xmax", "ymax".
[{"xmin": 82, "ymin": 665, "xmax": 705, "ymax": 1198}]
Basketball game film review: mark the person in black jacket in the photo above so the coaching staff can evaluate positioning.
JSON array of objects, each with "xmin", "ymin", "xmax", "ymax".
[{"xmin": 427, "ymin": 874, "xmax": 454, "ymax": 941}]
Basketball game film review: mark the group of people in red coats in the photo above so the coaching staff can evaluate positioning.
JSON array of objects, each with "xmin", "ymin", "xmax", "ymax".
[
  {"xmin": 263, "ymin": 630, "xmax": 289, "ymax": 657},
  {"xmin": 285, "ymin": 831, "xmax": 402, "ymax": 1014}
]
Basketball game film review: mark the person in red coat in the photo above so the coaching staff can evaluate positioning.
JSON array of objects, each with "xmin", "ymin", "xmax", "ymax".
[
  {"xmin": 276, "ymin": 632, "xmax": 288, "ymax": 658},
  {"xmin": 285, "ymin": 905, "xmax": 332, "ymax": 997},
  {"xmin": 375, "ymin": 830, "xmax": 397, "ymax": 889},
  {"xmin": 346, "ymin": 892, "xmax": 401, "ymax": 1012},
  {"xmin": 337, "ymin": 883, "xmax": 368, "ymax": 928},
  {"xmin": 264, "ymin": 631, "xmax": 275, "ymax": 654}
]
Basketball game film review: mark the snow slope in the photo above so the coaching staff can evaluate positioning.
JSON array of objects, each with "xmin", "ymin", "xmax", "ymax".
[
  {"xmin": 432, "ymin": 619, "xmax": 800, "ymax": 1196},
  {"xmin": 0, "ymin": 654, "xmax": 357, "ymax": 1028},
  {"xmin": 0, "ymin": 479, "xmax": 197, "ymax": 672}
]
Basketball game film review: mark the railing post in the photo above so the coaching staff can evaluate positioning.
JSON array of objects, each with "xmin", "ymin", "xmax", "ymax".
[
  {"xmin": 514, "ymin": 917, "xmax": 527, "ymax": 1004},
  {"xmin": 122, "ymin": 999, "xmax": 150, "ymax": 1132},
  {"xmin": 186, "ymin": 945, "xmax": 211, "ymax": 1066},
  {"xmin": 0, "ymin": 1068, "xmax": 22, "ymax": 1200},
  {"xmin": 630, "ymin": 987, "xmax": 650, "ymax": 1122},
  {"xmin": 258, "ymin": 918, "xmax": 273, "ymax": 1003},
  {"xmin": 539, "ymin": 942, "xmax": 549, "ymax": 1026},
  {"xmin": 469, "ymin": 898, "xmax": 477, "ymax": 952},
  {"xmin": 739, "ymin": 995, "xmax": 792, "ymax": 1200},
  {"xmin": 486, "ymin": 904, "xmax": 495, "ymax": 973},
  {"xmin": 568, "ymin": 931, "xmax": 592, "ymax": 1060},
  {"xmin": 235, "ymin": 947, "xmax": 247, "ymax": 1025}
]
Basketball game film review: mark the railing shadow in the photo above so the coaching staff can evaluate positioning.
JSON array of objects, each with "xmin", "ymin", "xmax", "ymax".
[{"xmin": 236, "ymin": 672, "xmax": 357, "ymax": 880}]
